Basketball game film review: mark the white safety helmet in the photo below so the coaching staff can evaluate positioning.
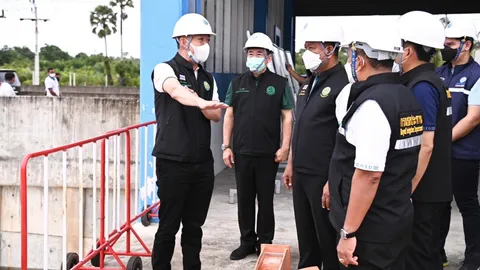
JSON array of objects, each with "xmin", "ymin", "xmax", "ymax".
[
  {"xmin": 301, "ymin": 22, "xmax": 344, "ymax": 44},
  {"xmin": 172, "ymin": 13, "xmax": 216, "ymax": 38},
  {"xmin": 396, "ymin": 11, "xmax": 445, "ymax": 49},
  {"xmin": 243, "ymin": 32, "xmax": 274, "ymax": 53},
  {"xmin": 351, "ymin": 24, "xmax": 403, "ymax": 60},
  {"xmin": 445, "ymin": 19, "xmax": 478, "ymax": 40}
]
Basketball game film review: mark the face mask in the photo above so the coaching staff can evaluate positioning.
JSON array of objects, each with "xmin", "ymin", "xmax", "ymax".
[
  {"xmin": 49, "ymin": 73, "xmax": 56, "ymax": 78},
  {"xmin": 392, "ymin": 62, "xmax": 400, "ymax": 73},
  {"xmin": 441, "ymin": 46, "xmax": 458, "ymax": 63},
  {"xmin": 246, "ymin": 57, "xmax": 266, "ymax": 73},
  {"xmin": 190, "ymin": 43, "xmax": 210, "ymax": 63},
  {"xmin": 302, "ymin": 50, "xmax": 322, "ymax": 72},
  {"xmin": 344, "ymin": 63, "xmax": 355, "ymax": 83}
]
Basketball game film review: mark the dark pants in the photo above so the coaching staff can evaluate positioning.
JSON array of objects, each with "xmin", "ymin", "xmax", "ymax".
[
  {"xmin": 234, "ymin": 154, "xmax": 279, "ymax": 247},
  {"xmin": 339, "ymin": 233, "xmax": 411, "ymax": 270},
  {"xmin": 440, "ymin": 158, "xmax": 480, "ymax": 264},
  {"xmin": 151, "ymin": 158, "xmax": 215, "ymax": 270},
  {"xmin": 293, "ymin": 170, "xmax": 338, "ymax": 270},
  {"xmin": 406, "ymin": 202, "xmax": 446, "ymax": 270}
]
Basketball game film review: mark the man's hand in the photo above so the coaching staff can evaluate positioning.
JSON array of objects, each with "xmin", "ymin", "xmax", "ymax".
[
  {"xmin": 197, "ymin": 99, "xmax": 229, "ymax": 110},
  {"xmin": 322, "ymin": 182, "xmax": 331, "ymax": 210},
  {"xmin": 274, "ymin": 147, "xmax": 289, "ymax": 163},
  {"xmin": 286, "ymin": 63, "xmax": 293, "ymax": 72},
  {"xmin": 223, "ymin": 148, "xmax": 234, "ymax": 168},
  {"xmin": 282, "ymin": 163, "xmax": 293, "ymax": 190},
  {"xmin": 337, "ymin": 237, "xmax": 358, "ymax": 267}
]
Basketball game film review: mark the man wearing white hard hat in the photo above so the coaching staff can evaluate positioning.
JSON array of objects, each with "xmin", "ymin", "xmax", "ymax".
[
  {"xmin": 282, "ymin": 22, "xmax": 348, "ymax": 270},
  {"xmin": 222, "ymin": 32, "xmax": 294, "ymax": 260},
  {"xmin": 396, "ymin": 11, "xmax": 453, "ymax": 270},
  {"xmin": 436, "ymin": 18, "xmax": 480, "ymax": 270},
  {"xmin": 150, "ymin": 13, "xmax": 228, "ymax": 270},
  {"xmin": 332, "ymin": 24, "xmax": 421, "ymax": 269}
]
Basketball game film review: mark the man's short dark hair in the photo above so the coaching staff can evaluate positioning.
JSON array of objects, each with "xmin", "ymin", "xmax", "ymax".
[
  {"xmin": 356, "ymin": 49, "xmax": 394, "ymax": 70},
  {"xmin": 47, "ymin": 67, "xmax": 54, "ymax": 72},
  {"xmin": 404, "ymin": 41, "xmax": 437, "ymax": 62},
  {"xmin": 5, "ymin": 72, "xmax": 15, "ymax": 81}
]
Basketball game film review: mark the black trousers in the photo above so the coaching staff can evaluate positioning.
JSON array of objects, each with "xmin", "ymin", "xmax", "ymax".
[
  {"xmin": 439, "ymin": 158, "xmax": 480, "ymax": 264},
  {"xmin": 406, "ymin": 202, "xmax": 446, "ymax": 270},
  {"xmin": 151, "ymin": 158, "xmax": 215, "ymax": 270},
  {"xmin": 339, "ymin": 233, "xmax": 411, "ymax": 270},
  {"xmin": 293, "ymin": 170, "xmax": 338, "ymax": 270},
  {"xmin": 234, "ymin": 154, "xmax": 279, "ymax": 247}
]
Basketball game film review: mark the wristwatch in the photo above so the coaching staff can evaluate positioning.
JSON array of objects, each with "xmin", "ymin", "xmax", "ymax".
[
  {"xmin": 221, "ymin": 144, "xmax": 230, "ymax": 151},
  {"xmin": 340, "ymin": 228, "xmax": 356, "ymax": 240}
]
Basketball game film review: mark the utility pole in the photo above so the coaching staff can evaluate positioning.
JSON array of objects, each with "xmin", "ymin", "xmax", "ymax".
[
  {"xmin": 0, "ymin": 9, "xmax": 6, "ymax": 19},
  {"xmin": 20, "ymin": 0, "xmax": 49, "ymax": 86}
]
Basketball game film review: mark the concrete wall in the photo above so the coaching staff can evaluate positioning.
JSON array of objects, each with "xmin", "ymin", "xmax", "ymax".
[
  {"xmin": 0, "ymin": 96, "xmax": 139, "ymax": 269},
  {"xmin": 19, "ymin": 85, "xmax": 139, "ymax": 98}
]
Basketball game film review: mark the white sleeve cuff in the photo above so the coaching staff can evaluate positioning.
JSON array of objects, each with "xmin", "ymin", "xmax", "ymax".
[{"xmin": 153, "ymin": 63, "xmax": 176, "ymax": 93}]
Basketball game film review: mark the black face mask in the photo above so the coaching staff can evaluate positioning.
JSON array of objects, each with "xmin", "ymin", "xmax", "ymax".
[{"xmin": 441, "ymin": 46, "xmax": 458, "ymax": 63}]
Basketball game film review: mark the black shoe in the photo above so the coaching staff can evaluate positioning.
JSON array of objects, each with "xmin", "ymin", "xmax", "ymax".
[{"xmin": 230, "ymin": 245, "xmax": 256, "ymax": 260}]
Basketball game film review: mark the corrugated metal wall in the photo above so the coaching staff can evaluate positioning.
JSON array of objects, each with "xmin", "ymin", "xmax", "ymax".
[{"xmin": 202, "ymin": 0, "xmax": 285, "ymax": 74}]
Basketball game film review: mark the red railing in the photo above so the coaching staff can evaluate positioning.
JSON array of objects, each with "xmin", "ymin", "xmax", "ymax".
[{"xmin": 20, "ymin": 121, "xmax": 158, "ymax": 270}]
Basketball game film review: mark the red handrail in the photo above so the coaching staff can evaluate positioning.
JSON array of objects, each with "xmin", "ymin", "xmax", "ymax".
[{"xmin": 20, "ymin": 121, "xmax": 156, "ymax": 270}]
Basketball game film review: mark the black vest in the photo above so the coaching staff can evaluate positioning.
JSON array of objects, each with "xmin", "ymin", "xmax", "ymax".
[
  {"xmin": 231, "ymin": 70, "xmax": 287, "ymax": 156},
  {"xmin": 402, "ymin": 63, "xmax": 453, "ymax": 203},
  {"xmin": 292, "ymin": 63, "xmax": 349, "ymax": 177},
  {"xmin": 151, "ymin": 53, "xmax": 214, "ymax": 163},
  {"xmin": 329, "ymin": 73, "xmax": 421, "ymax": 243}
]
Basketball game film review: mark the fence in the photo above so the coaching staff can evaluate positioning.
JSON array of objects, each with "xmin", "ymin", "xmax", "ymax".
[{"xmin": 20, "ymin": 121, "xmax": 160, "ymax": 270}]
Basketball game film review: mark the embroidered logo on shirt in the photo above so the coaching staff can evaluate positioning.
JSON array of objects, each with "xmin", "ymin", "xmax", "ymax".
[
  {"xmin": 266, "ymin": 86, "xmax": 276, "ymax": 96},
  {"xmin": 179, "ymin": 75, "xmax": 186, "ymax": 80},
  {"xmin": 320, "ymin": 87, "xmax": 331, "ymax": 98},
  {"xmin": 203, "ymin": 81, "xmax": 211, "ymax": 91}
]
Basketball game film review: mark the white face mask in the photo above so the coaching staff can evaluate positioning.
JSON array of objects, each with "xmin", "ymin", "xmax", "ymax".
[
  {"xmin": 49, "ymin": 73, "xmax": 56, "ymax": 78},
  {"xmin": 190, "ymin": 43, "xmax": 210, "ymax": 63},
  {"xmin": 344, "ymin": 63, "xmax": 355, "ymax": 83},
  {"xmin": 302, "ymin": 50, "xmax": 322, "ymax": 72},
  {"xmin": 392, "ymin": 62, "xmax": 400, "ymax": 73}
]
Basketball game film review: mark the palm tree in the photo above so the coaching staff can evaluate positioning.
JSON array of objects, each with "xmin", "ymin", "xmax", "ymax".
[
  {"xmin": 90, "ymin": 5, "xmax": 117, "ymax": 86},
  {"xmin": 110, "ymin": 0, "xmax": 134, "ymax": 58}
]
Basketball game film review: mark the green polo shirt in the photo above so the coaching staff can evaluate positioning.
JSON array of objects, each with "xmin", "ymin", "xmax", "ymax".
[{"xmin": 224, "ymin": 81, "xmax": 294, "ymax": 109}]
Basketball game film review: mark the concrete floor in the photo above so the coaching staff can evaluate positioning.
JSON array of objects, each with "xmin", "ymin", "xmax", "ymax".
[{"xmin": 103, "ymin": 168, "xmax": 467, "ymax": 270}]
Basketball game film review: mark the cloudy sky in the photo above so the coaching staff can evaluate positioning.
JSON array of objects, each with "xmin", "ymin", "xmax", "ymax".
[{"xmin": 1, "ymin": 0, "xmax": 479, "ymax": 58}]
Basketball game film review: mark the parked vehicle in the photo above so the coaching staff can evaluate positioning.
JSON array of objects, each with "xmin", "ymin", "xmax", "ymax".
[{"xmin": 0, "ymin": 69, "xmax": 22, "ymax": 94}]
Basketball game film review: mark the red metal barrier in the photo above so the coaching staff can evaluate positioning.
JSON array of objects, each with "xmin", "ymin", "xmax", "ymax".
[{"xmin": 20, "ymin": 121, "xmax": 159, "ymax": 270}]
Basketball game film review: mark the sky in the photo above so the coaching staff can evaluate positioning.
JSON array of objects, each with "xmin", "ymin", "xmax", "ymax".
[
  {"xmin": 0, "ymin": 0, "xmax": 480, "ymax": 58},
  {"xmin": 0, "ymin": 0, "xmax": 141, "ymax": 58}
]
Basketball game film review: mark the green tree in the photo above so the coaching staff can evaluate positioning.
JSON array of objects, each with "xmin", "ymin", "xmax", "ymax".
[
  {"xmin": 90, "ymin": 5, "xmax": 117, "ymax": 86},
  {"xmin": 109, "ymin": 0, "xmax": 134, "ymax": 58},
  {"xmin": 40, "ymin": 44, "xmax": 71, "ymax": 62},
  {"xmin": 294, "ymin": 48, "xmax": 307, "ymax": 75}
]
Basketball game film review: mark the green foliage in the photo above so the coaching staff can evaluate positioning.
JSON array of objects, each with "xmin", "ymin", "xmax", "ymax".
[
  {"xmin": 0, "ymin": 46, "xmax": 139, "ymax": 87},
  {"xmin": 294, "ymin": 48, "xmax": 306, "ymax": 75},
  {"xmin": 90, "ymin": 5, "xmax": 117, "ymax": 41}
]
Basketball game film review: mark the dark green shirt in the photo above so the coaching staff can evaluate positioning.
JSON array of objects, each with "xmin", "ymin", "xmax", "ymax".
[{"xmin": 224, "ymin": 80, "xmax": 294, "ymax": 110}]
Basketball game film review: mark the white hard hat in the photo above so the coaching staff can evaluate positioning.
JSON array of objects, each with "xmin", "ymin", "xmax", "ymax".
[
  {"xmin": 243, "ymin": 32, "xmax": 274, "ymax": 52},
  {"xmin": 172, "ymin": 13, "xmax": 216, "ymax": 38},
  {"xmin": 352, "ymin": 24, "xmax": 403, "ymax": 60},
  {"xmin": 301, "ymin": 22, "xmax": 344, "ymax": 43},
  {"xmin": 445, "ymin": 19, "xmax": 478, "ymax": 40},
  {"xmin": 397, "ymin": 11, "xmax": 445, "ymax": 49}
]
